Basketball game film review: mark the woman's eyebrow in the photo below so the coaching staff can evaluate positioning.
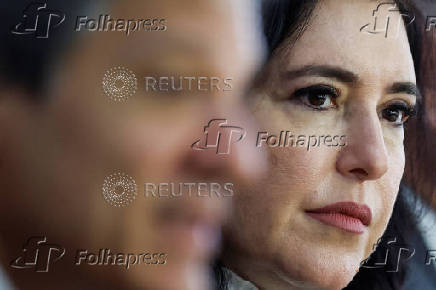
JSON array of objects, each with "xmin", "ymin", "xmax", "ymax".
[
  {"xmin": 387, "ymin": 82, "xmax": 420, "ymax": 100},
  {"xmin": 282, "ymin": 65, "xmax": 359, "ymax": 83}
]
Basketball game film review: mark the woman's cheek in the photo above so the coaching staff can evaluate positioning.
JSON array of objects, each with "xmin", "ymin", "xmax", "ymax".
[
  {"xmin": 377, "ymin": 128, "xmax": 405, "ymax": 212},
  {"xmin": 384, "ymin": 133, "xmax": 406, "ymax": 201},
  {"xmin": 366, "ymin": 145, "xmax": 405, "ymax": 257}
]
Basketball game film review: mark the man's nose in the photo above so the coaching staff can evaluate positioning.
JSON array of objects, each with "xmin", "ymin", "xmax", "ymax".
[{"xmin": 181, "ymin": 103, "xmax": 267, "ymax": 183}]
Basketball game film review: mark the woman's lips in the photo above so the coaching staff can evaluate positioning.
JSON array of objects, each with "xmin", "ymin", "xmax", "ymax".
[{"xmin": 305, "ymin": 201, "xmax": 372, "ymax": 234}]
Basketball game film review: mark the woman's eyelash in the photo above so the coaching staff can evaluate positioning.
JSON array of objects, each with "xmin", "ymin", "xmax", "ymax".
[
  {"xmin": 383, "ymin": 101, "xmax": 418, "ymax": 127},
  {"xmin": 293, "ymin": 85, "xmax": 339, "ymax": 100},
  {"xmin": 288, "ymin": 86, "xmax": 418, "ymax": 126},
  {"xmin": 387, "ymin": 102, "xmax": 417, "ymax": 118},
  {"xmin": 289, "ymin": 84, "xmax": 340, "ymax": 111}
]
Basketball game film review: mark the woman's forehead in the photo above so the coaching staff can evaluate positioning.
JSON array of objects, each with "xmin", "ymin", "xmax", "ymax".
[{"xmin": 277, "ymin": 0, "xmax": 415, "ymax": 83}]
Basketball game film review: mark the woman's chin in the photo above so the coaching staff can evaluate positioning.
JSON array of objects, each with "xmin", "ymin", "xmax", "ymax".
[{"xmin": 274, "ymin": 249, "xmax": 362, "ymax": 290}]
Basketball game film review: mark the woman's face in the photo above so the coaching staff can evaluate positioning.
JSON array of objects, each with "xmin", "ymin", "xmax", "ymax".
[{"xmin": 224, "ymin": 0, "xmax": 417, "ymax": 289}]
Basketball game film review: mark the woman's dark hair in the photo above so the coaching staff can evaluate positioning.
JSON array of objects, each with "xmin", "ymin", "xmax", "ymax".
[{"xmin": 214, "ymin": 0, "xmax": 434, "ymax": 289}]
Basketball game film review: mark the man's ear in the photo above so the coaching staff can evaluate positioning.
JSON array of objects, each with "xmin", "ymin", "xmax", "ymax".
[
  {"xmin": 0, "ymin": 84, "xmax": 35, "ymax": 163},
  {"xmin": 0, "ymin": 84, "xmax": 40, "ymax": 216}
]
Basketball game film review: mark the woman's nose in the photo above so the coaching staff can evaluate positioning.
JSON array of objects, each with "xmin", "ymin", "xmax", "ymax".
[{"xmin": 336, "ymin": 109, "xmax": 388, "ymax": 182}]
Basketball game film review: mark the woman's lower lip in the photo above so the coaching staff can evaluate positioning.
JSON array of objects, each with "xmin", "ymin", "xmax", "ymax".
[{"xmin": 306, "ymin": 212, "xmax": 366, "ymax": 234}]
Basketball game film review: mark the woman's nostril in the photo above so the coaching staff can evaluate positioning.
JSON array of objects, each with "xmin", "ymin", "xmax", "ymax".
[{"xmin": 350, "ymin": 168, "xmax": 369, "ymax": 177}]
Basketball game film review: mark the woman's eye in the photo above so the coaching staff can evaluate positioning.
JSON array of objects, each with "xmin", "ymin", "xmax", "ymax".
[
  {"xmin": 381, "ymin": 102, "xmax": 415, "ymax": 126},
  {"xmin": 293, "ymin": 85, "xmax": 339, "ymax": 110}
]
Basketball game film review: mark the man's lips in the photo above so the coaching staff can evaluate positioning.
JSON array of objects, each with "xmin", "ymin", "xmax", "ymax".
[
  {"xmin": 155, "ymin": 199, "xmax": 224, "ymax": 260},
  {"xmin": 305, "ymin": 202, "xmax": 372, "ymax": 234}
]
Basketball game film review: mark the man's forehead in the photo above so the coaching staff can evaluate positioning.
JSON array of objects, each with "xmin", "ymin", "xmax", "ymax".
[{"xmin": 110, "ymin": 0, "xmax": 229, "ymax": 18}]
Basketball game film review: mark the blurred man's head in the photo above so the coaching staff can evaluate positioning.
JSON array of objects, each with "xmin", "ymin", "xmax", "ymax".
[{"xmin": 0, "ymin": 0, "xmax": 265, "ymax": 289}]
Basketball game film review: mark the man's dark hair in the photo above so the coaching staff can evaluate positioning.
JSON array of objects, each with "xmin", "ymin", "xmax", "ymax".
[{"xmin": 0, "ymin": 0, "xmax": 93, "ymax": 98}]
